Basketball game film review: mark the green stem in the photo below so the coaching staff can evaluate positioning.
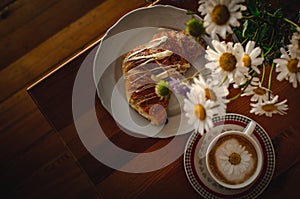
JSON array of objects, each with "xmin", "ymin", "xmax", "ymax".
[
  {"xmin": 268, "ymin": 28, "xmax": 275, "ymax": 47},
  {"xmin": 186, "ymin": 10, "xmax": 201, "ymax": 15},
  {"xmin": 261, "ymin": 63, "xmax": 266, "ymax": 85},
  {"xmin": 264, "ymin": 42, "xmax": 275, "ymax": 58},
  {"xmin": 185, "ymin": 68, "xmax": 207, "ymax": 82},
  {"xmin": 218, "ymin": 76, "xmax": 228, "ymax": 87},
  {"xmin": 266, "ymin": 12, "xmax": 275, "ymax": 18},
  {"xmin": 253, "ymin": 28, "xmax": 259, "ymax": 42},
  {"xmin": 229, "ymin": 92, "xmax": 242, "ymax": 101},
  {"xmin": 186, "ymin": 71, "xmax": 200, "ymax": 82},
  {"xmin": 248, "ymin": 68, "xmax": 254, "ymax": 75},
  {"xmin": 229, "ymin": 76, "xmax": 253, "ymax": 101},
  {"xmin": 268, "ymin": 62, "xmax": 275, "ymax": 90},
  {"xmin": 243, "ymin": 15, "xmax": 255, "ymax": 19},
  {"xmin": 242, "ymin": 38, "xmax": 248, "ymax": 45},
  {"xmin": 284, "ymin": 18, "xmax": 300, "ymax": 28}
]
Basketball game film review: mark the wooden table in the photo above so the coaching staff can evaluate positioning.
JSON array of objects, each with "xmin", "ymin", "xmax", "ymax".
[{"xmin": 28, "ymin": 0, "xmax": 300, "ymax": 198}]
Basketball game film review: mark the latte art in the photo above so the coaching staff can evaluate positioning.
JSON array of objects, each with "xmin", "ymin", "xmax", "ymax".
[{"xmin": 208, "ymin": 134, "xmax": 258, "ymax": 185}]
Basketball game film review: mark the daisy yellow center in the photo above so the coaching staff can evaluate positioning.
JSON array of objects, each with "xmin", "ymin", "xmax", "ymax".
[
  {"xmin": 193, "ymin": 104, "xmax": 206, "ymax": 121},
  {"xmin": 287, "ymin": 58, "xmax": 300, "ymax": 73},
  {"xmin": 229, "ymin": 152, "xmax": 241, "ymax": 165},
  {"xmin": 211, "ymin": 5, "xmax": 230, "ymax": 25},
  {"xmin": 262, "ymin": 104, "xmax": 277, "ymax": 112},
  {"xmin": 205, "ymin": 88, "xmax": 217, "ymax": 101},
  {"xmin": 253, "ymin": 87, "xmax": 266, "ymax": 96},
  {"xmin": 219, "ymin": 53, "xmax": 237, "ymax": 72},
  {"xmin": 243, "ymin": 54, "xmax": 252, "ymax": 68}
]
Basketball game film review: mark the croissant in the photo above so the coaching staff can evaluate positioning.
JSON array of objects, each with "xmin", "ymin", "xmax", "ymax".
[{"xmin": 122, "ymin": 30, "xmax": 204, "ymax": 125}]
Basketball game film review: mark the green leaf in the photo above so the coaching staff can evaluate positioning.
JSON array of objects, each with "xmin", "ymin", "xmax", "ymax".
[
  {"xmin": 258, "ymin": 23, "xmax": 269, "ymax": 43},
  {"xmin": 273, "ymin": 8, "xmax": 283, "ymax": 18},
  {"xmin": 247, "ymin": 0, "xmax": 260, "ymax": 16}
]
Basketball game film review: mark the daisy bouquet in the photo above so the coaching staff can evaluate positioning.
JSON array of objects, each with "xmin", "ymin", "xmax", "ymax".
[{"xmin": 162, "ymin": 0, "xmax": 299, "ymax": 135}]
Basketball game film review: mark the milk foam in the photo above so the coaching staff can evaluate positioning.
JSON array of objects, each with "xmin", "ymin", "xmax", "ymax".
[{"xmin": 214, "ymin": 138, "xmax": 256, "ymax": 184}]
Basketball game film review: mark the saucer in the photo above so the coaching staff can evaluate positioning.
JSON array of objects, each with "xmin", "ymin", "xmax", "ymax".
[{"xmin": 184, "ymin": 113, "xmax": 275, "ymax": 199}]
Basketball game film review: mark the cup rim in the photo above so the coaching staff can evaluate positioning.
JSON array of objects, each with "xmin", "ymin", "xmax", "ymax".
[{"xmin": 205, "ymin": 130, "xmax": 263, "ymax": 189}]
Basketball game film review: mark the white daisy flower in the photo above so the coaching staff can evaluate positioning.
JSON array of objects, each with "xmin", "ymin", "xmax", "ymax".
[
  {"xmin": 237, "ymin": 41, "xmax": 264, "ymax": 74},
  {"xmin": 273, "ymin": 48, "xmax": 300, "ymax": 88},
  {"xmin": 218, "ymin": 142, "xmax": 252, "ymax": 176},
  {"xmin": 192, "ymin": 75, "xmax": 229, "ymax": 113},
  {"xmin": 288, "ymin": 27, "xmax": 300, "ymax": 56},
  {"xmin": 198, "ymin": 0, "xmax": 246, "ymax": 39},
  {"xmin": 205, "ymin": 40, "xmax": 248, "ymax": 86},
  {"xmin": 183, "ymin": 85, "xmax": 217, "ymax": 135},
  {"xmin": 241, "ymin": 77, "xmax": 270, "ymax": 102},
  {"xmin": 250, "ymin": 95, "xmax": 288, "ymax": 117}
]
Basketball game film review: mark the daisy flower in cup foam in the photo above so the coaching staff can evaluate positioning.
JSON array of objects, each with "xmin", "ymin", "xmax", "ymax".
[
  {"xmin": 192, "ymin": 75, "xmax": 229, "ymax": 113},
  {"xmin": 273, "ymin": 48, "xmax": 300, "ymax": 88},
  {"xmin": 250, "ymin": 95, "xmax": 288, "ymax": 117},
  {"xmin": 241, "ymin": 77, "xmax": 270, "ymax": 102},
  {"xmin": 183, "ymin": 85, "xmax": 217, "ymax": 135},
  {"xmin": 205, "ymin": 40, "xmax": 248, "ymax": 86},
  {"xmin": 198, "ymin": 0, "xmax": 246, "ymax": 39},
  {"xmin": 218, "ymin": 142, "xmax": 252, "ymax": 176},
  {"xmin": 288, "ymin": 27, "xmax": 300, "ymax": 56}
]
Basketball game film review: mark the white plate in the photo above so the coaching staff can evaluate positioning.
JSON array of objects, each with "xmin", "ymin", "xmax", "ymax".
[
  {"xmin": 93, "ymin": 5, "xmax": 209, "ymax": 138},
  {"xmin": 184, "ymin": 113, "xmax": 275, "ymax": 199}
]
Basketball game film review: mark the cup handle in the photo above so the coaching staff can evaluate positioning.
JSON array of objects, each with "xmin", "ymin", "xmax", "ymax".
[{"xmin": 243, "ymin": 120, "xmax": 256, "ymax": 136}]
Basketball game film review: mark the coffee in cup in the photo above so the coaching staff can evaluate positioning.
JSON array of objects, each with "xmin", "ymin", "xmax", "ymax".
[{"xmin": 205, "ymin": 121, "xmax": 263, "ymax": 189}]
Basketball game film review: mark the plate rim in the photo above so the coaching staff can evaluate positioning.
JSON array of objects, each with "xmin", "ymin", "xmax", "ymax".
[
  {"xmin": 92, "ymin": 5, "xmax": 207, "ymax": 138},
  {"xmin": 183, "ymin": 113, "xmax": 275, "ymax": 199}
]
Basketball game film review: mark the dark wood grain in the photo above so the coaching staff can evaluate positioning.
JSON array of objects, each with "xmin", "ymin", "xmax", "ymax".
[
  {"xmin": 10, "ymin": 150, "xmax": 102, "ymax": 199},
  {"xmin": 0, "ymin": 109, "xmax": 52, "ymax": 163},
  {"xmin": 1, "ymin": 132, "xmax": 63, "ymax": 193},
  {"xmin": 0, "ymin": 0, "xmax": 148, "ymax": 103},
  {"xmin": 0, "ymin": 90, "xmax": 36, "ymax": 132},
  {"xmin": 0, "ymin": 0, "xmax": 149, "ymax": 198},
  {"xmin": 0, "ymin": 0, "xmax": 105, "ymax": 69}
]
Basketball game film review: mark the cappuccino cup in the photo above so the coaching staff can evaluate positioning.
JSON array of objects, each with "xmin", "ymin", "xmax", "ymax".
[{"xmin": 205, "ymin": 121, "xmax": 263, "ymax": 189}]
